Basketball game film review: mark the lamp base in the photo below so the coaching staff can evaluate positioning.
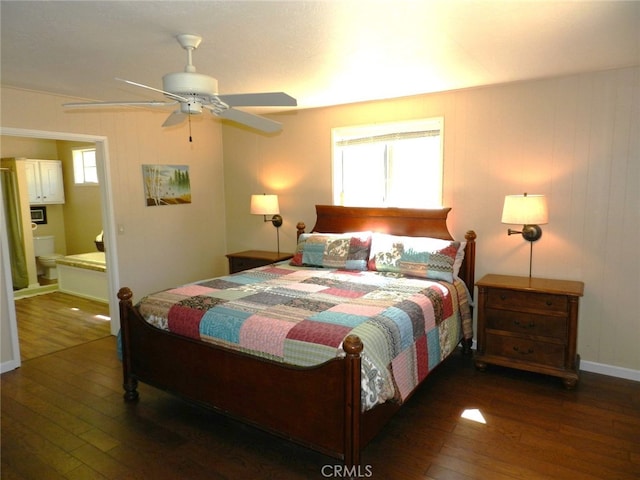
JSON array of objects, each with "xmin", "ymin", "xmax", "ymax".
[
  {"xmin": 508, "ymin": 224, "xmax": 542, "ymax": 242},
  {"xmin": 271, "ymin": 214, "xmax": 283, "ymax": 228},
  {"xmin": 522, "ymin": 224, "xmax": 542, "ymax": 242}
]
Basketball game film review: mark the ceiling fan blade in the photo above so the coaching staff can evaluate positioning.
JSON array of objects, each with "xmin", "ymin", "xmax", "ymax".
[
  {"xmin": 216, "ymin": 92, "xmax": 297, "ymax": 108},
  {"xmin": 162, "ymin": 111, "xmax": 187, "ymax": 127},
  {"xmin": 217, "ymin": 108, "xmax": 282, "ymax": 133},
  {"xmin": 64, "ymin": 100, "xmax": 177, "ymax": 108},
  {"xmin": 115, "ymin": 77, "xmax": 190, "ymax": 103}
]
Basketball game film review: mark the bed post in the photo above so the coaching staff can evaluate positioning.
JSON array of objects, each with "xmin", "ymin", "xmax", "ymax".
[
  {"xmin": 117, "ymin": 287, "xmax": 139, "ymax": 402},
  {"xmin": 463, "ymin": 230, "xmax": 476, "ymax": 293},
  {"xmin": 343, "ymin": 334, "xmax": 363, "ymax": 469},
  {"xmin": 296, "ymin": 221, "xmax": 306, "ymax": 240},
  {"xmin": 461, "ymin": 230, "xmax": 476, "ymax": 356}
]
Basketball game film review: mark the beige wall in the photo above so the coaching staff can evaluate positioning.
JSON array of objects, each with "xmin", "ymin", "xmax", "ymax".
[
  {"xmin": 57, "ymin": 140, "xmax": 103, "ymax": 254},
  {"xmin": 223, "ymin": 67, "xmax": 639, "ymax": 373},
  {"xmin": 1, "ymin": 86, "xmax": 227, "ymax": 368}
]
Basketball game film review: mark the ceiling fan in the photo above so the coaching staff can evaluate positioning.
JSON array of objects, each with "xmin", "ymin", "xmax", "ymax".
[{"xmin": 63, "ymin": 34, "xmax": 297, "ymax": 134}]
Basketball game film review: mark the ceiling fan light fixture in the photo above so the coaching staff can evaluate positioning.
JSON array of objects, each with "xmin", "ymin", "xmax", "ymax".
[{"xmin": 180, "ymin": 100, "xmax": 203, "ymax": 115}]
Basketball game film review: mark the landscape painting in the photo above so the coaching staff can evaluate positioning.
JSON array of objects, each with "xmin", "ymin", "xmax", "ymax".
[{"xmin": 142, "ymin": 164, "xmax": 191, "ymax": 206}]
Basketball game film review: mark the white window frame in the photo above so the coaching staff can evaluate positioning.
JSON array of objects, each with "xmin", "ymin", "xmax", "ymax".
[
  {"xmin": 72, "ymin": 147, "xmax": 98, "ymax": 185},
  {"xmin": 331, "ymin": 117, "xmax": 444, "ymax": 208}
]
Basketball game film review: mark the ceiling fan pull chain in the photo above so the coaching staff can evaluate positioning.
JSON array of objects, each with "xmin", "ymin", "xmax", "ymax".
[{"xmin": 188, "ymin": 111, "xmax": 193, "ymax": 142}]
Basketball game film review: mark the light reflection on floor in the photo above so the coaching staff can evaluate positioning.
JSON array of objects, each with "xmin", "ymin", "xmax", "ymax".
[
  {"xmin": 69, "ymin": 307, "xmax": 110, "ymax": 321},
  {"xmin": 461, "ymin": 408, "xmax": 487, "ymax": 424}
]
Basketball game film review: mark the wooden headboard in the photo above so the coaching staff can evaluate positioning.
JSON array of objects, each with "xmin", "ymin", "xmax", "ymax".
[
  {"xmin": 297, "ymin": 205, "xmax": 476, "ymax": 298},
  {"xmin": 313, "ymin": 205, "xmax": 454, "ymax": 238}
]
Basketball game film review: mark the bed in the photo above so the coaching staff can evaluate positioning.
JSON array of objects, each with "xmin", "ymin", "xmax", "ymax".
[{"xmin": 117, "ymin": 205, "xmax": 476, "ymax": 468}]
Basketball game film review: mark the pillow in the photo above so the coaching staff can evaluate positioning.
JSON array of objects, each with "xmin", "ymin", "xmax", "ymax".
[
  {"xmin": 368, "ymin": 233, "xmax": 460, "ymax": 282},
  {"xmin": 453, "ymin": 241, "xmax": 466, "ymax": 279},
  {"xmin": 290, "ymin": 232, "xmax": 372, "ymax": 270}
]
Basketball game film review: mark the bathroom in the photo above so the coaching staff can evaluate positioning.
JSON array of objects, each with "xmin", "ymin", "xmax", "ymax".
[{"xmin": 1, "ymin": 135, "xmax": 106, "ymax": 301}]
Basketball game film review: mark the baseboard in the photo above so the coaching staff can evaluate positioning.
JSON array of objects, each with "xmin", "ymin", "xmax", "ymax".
[
  {"xmin": 580, "ymin": 360, "xmax": 640, "ymax": 382},
  {"xmin": 13, "ymin": 283, "xmax": 58, "ymax": 299},
  {"xmin": 468, "ymin": 340, "xmax": 639, "ymax": 382},
  {"xmin": 1, "ymin": 359, "xmax": 21, "ymax": 374}
]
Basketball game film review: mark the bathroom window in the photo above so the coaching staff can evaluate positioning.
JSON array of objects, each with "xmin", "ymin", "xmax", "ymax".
[
  {"xmin": 72, "ymin": 148, "xmax": 98, "ymax": 185},
  {"xmin": 331, "ymin": 118, "xmax": 443, "ymax": 208}
]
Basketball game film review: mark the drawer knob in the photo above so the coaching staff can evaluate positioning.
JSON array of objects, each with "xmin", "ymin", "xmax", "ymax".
[
  {"xmin": 500, "ymin": 294, "xmax": 507, "ymax": 300},
  {"xmin": 513, "ymin": 320, "xmax": 536, "ymax": 328},
  {"xmin": 513, "ymin": 346, "xmax": 534, "ymax": 354},
  {"xmin": 546, "ymin": 300, "xmax": 553, "ymax": 306}
]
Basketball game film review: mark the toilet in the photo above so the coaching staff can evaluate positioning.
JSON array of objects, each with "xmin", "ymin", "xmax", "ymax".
[{"xmin": 33, "ymin": 235, "xmax": 63, "ymax": 280}]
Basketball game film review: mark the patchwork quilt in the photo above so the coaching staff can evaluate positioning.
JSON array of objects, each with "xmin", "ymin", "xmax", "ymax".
[{"xmin": 136, "ymin": 262, "xmax": 472, "ymax": 410}]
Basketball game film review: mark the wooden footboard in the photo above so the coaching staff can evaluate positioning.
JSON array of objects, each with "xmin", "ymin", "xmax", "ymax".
[{"xmin": 118, "ymin": 287, "xmax": 366, "ymax": 466}]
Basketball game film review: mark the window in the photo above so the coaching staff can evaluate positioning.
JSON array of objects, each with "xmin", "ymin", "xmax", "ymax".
[
  {"xmin": 72, "ymin": 148, "xmax": 98, "ymax": 184},
  {"xmin": 332, "ymin": 118, "xmax": 443, "ymax": 208}
]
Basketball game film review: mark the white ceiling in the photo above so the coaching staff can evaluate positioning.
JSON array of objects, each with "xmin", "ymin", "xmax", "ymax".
[{"xmin": 1, "ymin": 1, "xmax": 639, "ymax": 111}]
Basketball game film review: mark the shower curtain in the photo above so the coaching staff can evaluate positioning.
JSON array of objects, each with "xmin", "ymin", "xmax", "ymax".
[{"xmin": 1, "ymin": 169, "xmax": 29, "ymax": 289}]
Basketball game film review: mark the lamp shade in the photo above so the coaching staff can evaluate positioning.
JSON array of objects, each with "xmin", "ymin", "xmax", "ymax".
[
  {"xmin": 501, "ymin": 194, "xmax": 548, "ymax": 225},
  {"xmin": 250, "ymin": 194, "xmax": 280, "ymax": 215}
]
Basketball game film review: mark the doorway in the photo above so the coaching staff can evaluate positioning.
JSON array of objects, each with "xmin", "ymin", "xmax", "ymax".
[{"xmin": 0, "ymin": 127, "xmax": 119, "ymax": 373}]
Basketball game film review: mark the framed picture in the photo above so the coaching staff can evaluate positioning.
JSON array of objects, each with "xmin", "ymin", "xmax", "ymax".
[{"xmin": 142, "ymin": 164, "xmax": 192, "ymax": 206}]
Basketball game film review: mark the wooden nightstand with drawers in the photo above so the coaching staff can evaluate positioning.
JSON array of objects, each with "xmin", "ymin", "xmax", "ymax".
[
  {"xmin": 475, "ymin": 274, "xmax": 584, "ymax": 389},
  {"xmin": 226, "ymin": 250, "xmax": 294, "ymax": 274}
]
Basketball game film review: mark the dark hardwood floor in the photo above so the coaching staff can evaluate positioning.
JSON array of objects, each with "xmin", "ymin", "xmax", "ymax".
[
  {"xmin": 14, "ymin": 291, "xmax": 111, "ymax": 361},
  {"xmin": 2, "ymin": 333, "xmax": 639, "ymax": 479}
]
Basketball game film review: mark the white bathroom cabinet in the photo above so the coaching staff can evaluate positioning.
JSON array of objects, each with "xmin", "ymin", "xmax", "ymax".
[{"xmin": 24, "ymin": 159, "xmax": 65, "ymax": 205}]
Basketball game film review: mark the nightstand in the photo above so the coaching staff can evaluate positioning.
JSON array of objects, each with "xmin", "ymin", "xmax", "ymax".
[
  {"xmin": 475, "ymin": 274, "xmax": 584, "ymax": 389},
  {"xmin": 226, "ymin": 250, "xmax": 294, "ymax": 274}
]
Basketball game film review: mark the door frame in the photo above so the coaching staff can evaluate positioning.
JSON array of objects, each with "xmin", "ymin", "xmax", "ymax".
[{"xmin": 0, "ymin": 127, "xmax": 119, "ymax": 373}]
